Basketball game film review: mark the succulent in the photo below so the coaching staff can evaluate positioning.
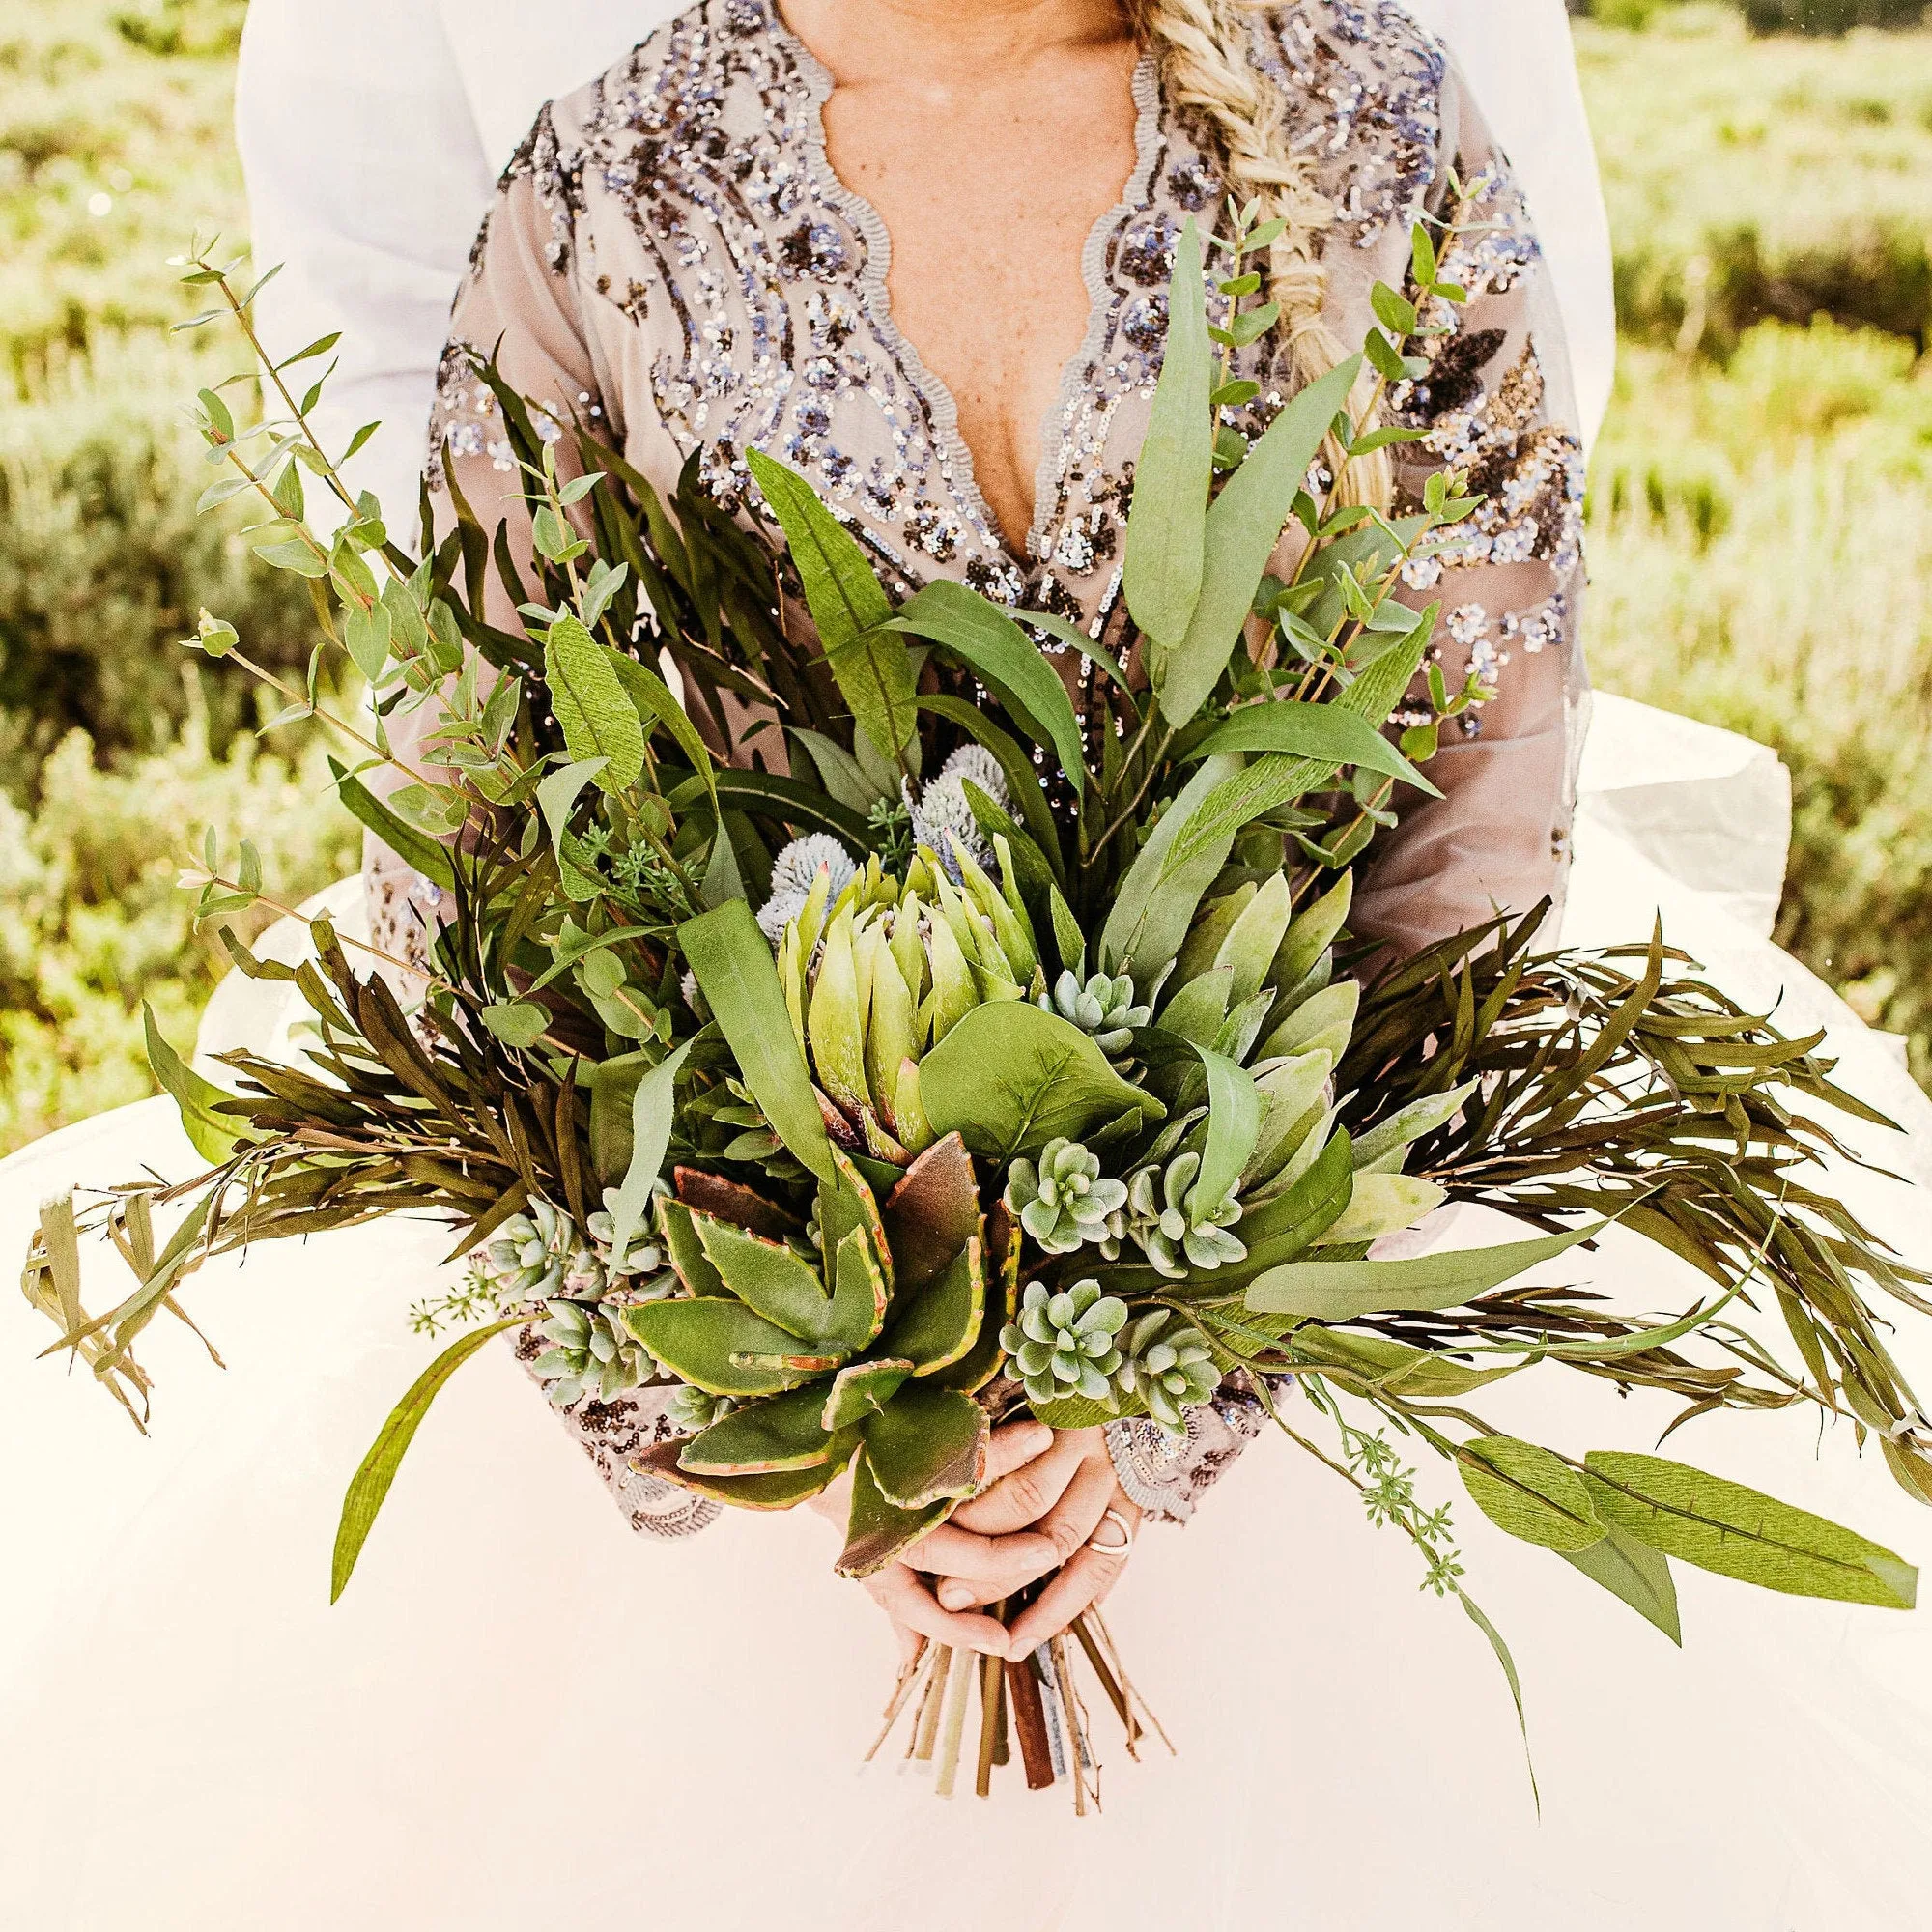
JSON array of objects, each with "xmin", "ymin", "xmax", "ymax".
[
  {"xmin": 626, "ymin": 1135, "xmax": 1019, "ymax": 1579},
  {"xmin": 1000, "ymin": 1278, "xmax": 1130, "ymax": 1406},
  {"xmin": 473, "ymin": 1199, "xmax": 607, "ymax": 1304},
  {"xmin": 1004, "ymin": 1139, "xmax": 1127, "ymax": 1256},
  {"xmin": 667, "ymin": 1385, "xmax": 738, "ymax": 1434},
  {"xmin": 1116, "ymin": 1311, "xmax": 1221, "ymax": 1435},
  {"xmin": 531, "ymin": 1297, "xmax": 655, "ymax": 1407},
  {"xmin": 1123, "ymin": 1151, "xmax": 1248, "ymax": 1278},
  {"xmin": 1039, "ymin": 969, "xmax": 1150, "ymax": 1063}
]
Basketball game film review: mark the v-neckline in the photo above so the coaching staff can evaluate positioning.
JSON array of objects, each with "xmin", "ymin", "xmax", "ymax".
[{"xmin": 766, "ymin": 0, "xmax": 1165, "ymax": 581}]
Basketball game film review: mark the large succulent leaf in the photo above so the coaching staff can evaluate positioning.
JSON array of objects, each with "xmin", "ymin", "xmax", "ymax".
[
  {"xmin": 681, "ymin": 899, "xmax": 836, "ymax": 1183},
  {"xmin": 692, "ymin": 1214, "xmax": 838, "ymax": 1342},
  {"xmin": 658, "ymin": 1197, "xmax": 724, "ymax": 1297},
  {"xmin": 921, "ymin": 1005, "xmax": 1160, "ymax": 1164},
  {"xmin": 820, "ymin": 1147, "xmax": 893, "ymax": 1300},
  {"xmin": 1583, "ymin": 1452, "xmax": 1918, "ymax": 1609},
  {"xmin": 879, "ymin": 1133, "xmax": 979, "ymax": 1292},
  {"xmin": 930, "ymin": 1209, "xmax": 1018, "ymax": 1395},
  {"xmin": 634, "ymin": 1433, "xmax": 858, "ymax": 1511},
  {"xmin": 623, "ymin": 1298, "xmax": 838, "ymax": 1397},
  {"xmin": 829, "ymin": 1228, "xmax": 891, "ymax": 1352},
  {"xmin": 679, "ymin": 1386, "xmax": 840, "ymax": 1476},
  {"xmin": 821, "ymin": 1356, "xmax": 914, "ymax": 1431},
  {"xmin": 882, "ymin": 1235, "xmax": 985, "ymax": 1375},
  {"xmin": 837, "ymin": 1451, "xmax": 952, "ymax": 1579},
  {"xmin": 674, "ymin": 1167, "xmax": 801, "ymax": 1242},
  {"xmin": 863, "ymin": 1384, "xmax": 991, "ymax": 1509}
]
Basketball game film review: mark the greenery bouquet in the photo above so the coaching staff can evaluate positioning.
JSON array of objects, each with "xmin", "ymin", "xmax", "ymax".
[{"xmin": 25, "ymin": 206, "xmax": 1931, "ymax": 1808}]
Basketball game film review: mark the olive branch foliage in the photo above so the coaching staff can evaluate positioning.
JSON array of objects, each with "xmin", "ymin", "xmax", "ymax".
[{"xmin": 19, "ymin": 195, "xmax": 1932, "ymax": 1755}]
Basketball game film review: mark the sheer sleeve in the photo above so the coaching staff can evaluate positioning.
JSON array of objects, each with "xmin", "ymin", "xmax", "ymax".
[{"xmin": 1352, "ymin": 73, "xmax": 1590, "ymax": 962}]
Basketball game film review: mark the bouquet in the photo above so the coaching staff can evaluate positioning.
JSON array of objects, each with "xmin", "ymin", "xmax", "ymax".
[{"xmin": 26, "ymin": 208, "xmax": 1930, "ymax": 1809}]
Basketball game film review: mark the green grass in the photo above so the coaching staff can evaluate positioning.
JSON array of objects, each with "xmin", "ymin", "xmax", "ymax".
[{"xmin": 0, "ymin": 0, "xmax": 1929, "ymax": 1153}]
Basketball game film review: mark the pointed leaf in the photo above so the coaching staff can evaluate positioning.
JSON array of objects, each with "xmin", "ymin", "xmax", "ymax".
[
  {"xmin": 693, "ymin": 1215, "xmax": 837, "ymax": 1341},
  {"xmin": 882, "ymin": 1236, "xmax": 985, "ymax": 1375},
  {"xmin": 1186, "ymin": 701, "xmax": 1439, "ymax": 797},
  {"xmin": 332, "ymin": 1319, "xmax": 525, "ymax": 1602},
  {"xmin": 837, "ymin": 1450, "xmax": 952, "ymax": 1578},
  {"xmin": 545, "ymin": 615, "xmax": 645, "ymax": 791},
  {"xmin": 1559, "ymin": 1526, "xmax": 1683, "ymax": 1644},
  {"xmin": 604, "ymin": 1041, "xmax": 696, "ymax": 1264},
  {"xmin": 822, "ymin": 1357, "xmax": 914, "ymax": 1432},
  {"xmin": 144, "ymin": 1003, "xmax": 247, "ymax": 1163},
  {"xmin": 679, "ymin": 1387, "xmax": 838, "ymax": 1475},
  {"xmin": 623, "ymin": 1298, "xmax": 832, "ymax": 1397},
  {"xmin": 1459, "ymin": 1438, "xmax": 1605, "ymax": 1552},
  {"xmin": 681, "ymin": 899, "xmax": 835, "ymax": 1182},
  {"xmin": 634, "ymin": 1433, "xmax": 856, "ymax": 1510},
  {"xmin": 863, "ymin": 1384, "xmax": 990, "ymax": 1508},
  {"xmin": 879, "ymin": 1133, "xmax": 980, "ymax": 1290}
]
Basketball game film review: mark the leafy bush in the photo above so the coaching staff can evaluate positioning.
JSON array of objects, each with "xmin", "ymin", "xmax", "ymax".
[
  {"xmin": 111, "ymin": 0, "xmax": 246, "ymax": 59},
  {"xmin": 1587, "ymin": 322, "xmax": 1932, "ymax": 1086},
  {"xmin": 0, "ymin": 718, "xmax": 357, "ymax": 1155},
  {"xmin": 1578, "ymin": 13, "xmax": 1932, "ymax": 351},
  {"xmin": 1738, "ymin": 0, "xmax": 1926, "ymax": 30},
  {"xmin": 0, "ymin": 348, "xmax": 321, "ymax": 788}
]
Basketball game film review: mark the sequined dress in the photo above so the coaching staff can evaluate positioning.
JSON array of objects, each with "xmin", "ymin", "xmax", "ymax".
[{"xmin": 372, "ymin": 0, "xmax": 1597, "ymax": 1538}]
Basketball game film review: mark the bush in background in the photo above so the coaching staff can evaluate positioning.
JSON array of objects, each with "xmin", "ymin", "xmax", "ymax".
[
  {"xmin": 0, "ymin": 713, "xmax": 357, "ymax": 1153},
  {"xmin": 1, "ymin": 347, "xmax": 320, "ymax": 789},
  {"xmin": 1587, "ymin": 322, "xmax": 1932, "ymax": 1085}
]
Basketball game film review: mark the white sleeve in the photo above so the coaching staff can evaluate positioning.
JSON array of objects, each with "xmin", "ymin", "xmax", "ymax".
[
  {"xmin": 235, "ymin": 0, "xmax": 497, "ymax": 534},
  {"xmin": 1401, "ymin": 0, "xmax": 1617, "ymax": 453}
]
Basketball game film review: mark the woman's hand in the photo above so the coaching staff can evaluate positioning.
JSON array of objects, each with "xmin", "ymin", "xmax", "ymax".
[{"xmin": 807, "ymin": 1422, "xmax": 1140, "ymax": 1661}]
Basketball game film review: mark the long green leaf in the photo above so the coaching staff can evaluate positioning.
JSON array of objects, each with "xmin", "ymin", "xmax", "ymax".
[
  {"xmin": 681, "ymin": 899, "xmax": 835, "ymax": 1182},
  {"xmin": 1558, "ymin": 1526, "xmax": 1682, "ymax": 1644},
  {"xmin": 1098, "ymin": 753, "xmax": 1242, "ymax": 980},
  {"xmin": 1583, "ymin": 1451, "xmax": 1918, "ymax": 1609},
  {"xmin": 1459, "ymin": 1437, "xmax": 1605, "ymax": 1552},
  {"xmin": 1194, "ymin": 1046, "xmax": 1262, "ymax": 1219},
  {"xmin": 612, "ymin": 650, "xmax": 715, "ymax": 809},
  {"xmin": 919, "ymin": 695, "xmax": 1066, "ymax": 883},
  {"xmin": 745, "ymin": 448, "xmax": 915, "ymax": 763},
  {"xmin": 144, "ymin": 1003, "xmax": 247, "ymax": 1163},
  {"xmin": 328, "ymin": 758, "xmax": 457, "ymax": 891},
  {"xmin": 1245, "ymin": 1218, "xmax": 1608, "ymax": 1321},
  {"xmin": 544, "ymin": 615, "xmax": 645, "ymax": 791},
  {"xmin": 1124, "ymin": 216, "xmax": 1211, "ymax": 654},
  {"xmin": 1154, "ymin": 355, "xmax": 1361, "ymax": 726},
  {"xmin": 607, "ymin": 1039, "xmax": 697, "ymax": 1264},
  {"xmin": 1186, "ymin": 700, "xmax": 1439, "ymax": 797},
  {"xmin": 331, "ymin": 1318, "xmax": 525, "ymax": 1602},
  {"xmin": 890, "ymin": 580, "xmax": 1087, "ymax": 792}
]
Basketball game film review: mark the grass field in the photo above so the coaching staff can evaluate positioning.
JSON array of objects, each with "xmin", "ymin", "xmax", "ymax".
[{"xmin": 0, "ymin": 0, "xmax": 1927, "ymax": 1151}]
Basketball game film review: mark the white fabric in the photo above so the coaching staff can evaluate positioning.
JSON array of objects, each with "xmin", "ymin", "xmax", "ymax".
[
  {"xmin": 8, "ymin": 703, "xmax": 1932, "ymax": 1926},
  {"xmin": 235, "ymin": 0, "xmax": 1616, "ymax": 531}
]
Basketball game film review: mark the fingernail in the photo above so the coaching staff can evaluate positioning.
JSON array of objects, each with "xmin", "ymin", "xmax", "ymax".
[{"xmin": 939, "ymin": 1583, "xmax": 972, "ymax": 1610}]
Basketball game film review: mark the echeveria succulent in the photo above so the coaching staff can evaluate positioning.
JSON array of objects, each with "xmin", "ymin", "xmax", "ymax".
[
  {"xmin": 1001, "ymin": 1278, "xmax": 1130, "ymax": 1406},
  {"xmin": 1004, "ymin": 1138, "xmax": 1127, "ymax": 1255},
  {"xmin": 1116, "ymin": 1310, "xmax": 1220, "ymax": 1434},
  {"xmin": 1124, "ymin": 1150, "xmax": 1248, "ymax": 1278}
]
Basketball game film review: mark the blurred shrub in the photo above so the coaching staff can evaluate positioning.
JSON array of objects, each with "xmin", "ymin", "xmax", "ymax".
[
  {"xmin": 0, "ymin": 717, "xmax": 357, "ymax": 1155},
  {"xmin": 1737, "ymin": 1, "xmax": 1926, "ymax": 29},
  {"xmin": 110, "ymin": 0, "xmax": 246, "ymax": 58},
  {"xmin": 1588, "ymin": 322, "xmax": 1932, "ymax": 1086},
  {"xmin": 1579, "ymin": 12, "xmax": 1932, "ymax": 351},
  {"xmin": 0, "ymin": 351, "xmax": 320, "ymax": 791}
]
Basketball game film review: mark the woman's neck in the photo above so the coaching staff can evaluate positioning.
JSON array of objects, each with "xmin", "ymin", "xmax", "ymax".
[{"xmin": 779, "ymin": 0, "xmax": 1130, "ymax": 88}]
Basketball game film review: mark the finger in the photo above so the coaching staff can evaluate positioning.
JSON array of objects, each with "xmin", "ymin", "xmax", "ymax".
[
  {"xmin": 1031, "ymin": 1452, "xmax": 1120, "ymax": 1567},
  {"xmin": 937, "ymin": 1460, "xmax": 1120, "ymax": 1612},
  {"xmin": 1003, "ymin": 1541, "xmax": 1130, "ymax": 1657},
  {"xmin": 891, "ymin": 1622, "xmax": 925, "ymax": 1673},
  {"xmin": 983, "ymin": 1419, "xmax": 1055, "ymax": 1486},
  {"xmin": 904, "ymin": 1522, "xmax": 1059, "ymax": 1590},
  {"xmin": 952, "ymin": 1428, "xmax": 1095, "ymax": 1536},
  {"xmin": 865, "ymin": 1564, "xmax": 1010, "ymax": 1656}
]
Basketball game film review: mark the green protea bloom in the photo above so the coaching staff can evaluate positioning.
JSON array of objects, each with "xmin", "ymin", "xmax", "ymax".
[
  {"xmin": 1039, "ymin": 969, "xmax": 1151, "ymax": 1063},
  {"xmin": 1116, "ymin": 1310, "xmax": 1221, "ymax": 1435},
  {"xmin": 1004, "ymin": 1138, "xmax": 1128, "ymax": 1255},
  {"xmin": 1124, "ymin": 1150, "xmax": 1247, "ymax": 1278},
  {"xmin": 531, "ymin": 1297, "xmax": 654, "ymax": 1407},
  {"xmin": 1001, "ymin": 1278, "xmax": 1129, "ymax": 1406}
]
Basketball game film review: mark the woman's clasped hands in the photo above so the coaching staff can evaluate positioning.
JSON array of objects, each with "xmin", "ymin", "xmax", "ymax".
[{"xmin": 808, "ymin": 1422, "xmax": 1141, "ymax": 1663}]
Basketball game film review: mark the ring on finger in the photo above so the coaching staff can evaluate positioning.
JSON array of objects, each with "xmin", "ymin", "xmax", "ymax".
[{"xmin": 1086, "ymin": 1507, "xmax": 1136, "ymax": 1558}]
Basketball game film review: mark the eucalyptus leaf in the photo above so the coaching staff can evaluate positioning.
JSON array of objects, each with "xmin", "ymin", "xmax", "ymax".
[
  {"xmin": 545, "ymin": 615, "xmax": 645, "ymax": 792},
  {"xmin": 920, "ymin": 1003, "xmax": 1162, "ymax": 1163}
]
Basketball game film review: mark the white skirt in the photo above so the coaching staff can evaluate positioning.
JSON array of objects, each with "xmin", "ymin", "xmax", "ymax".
[{"xmin": 5, "ymin": 731, "xmax": 1931, "ymax": 1928}]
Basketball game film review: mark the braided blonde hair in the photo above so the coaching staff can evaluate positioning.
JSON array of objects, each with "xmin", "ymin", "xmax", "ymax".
[{"xmin": 1129, "ymin": 0, "xmax": 1393, "ymax": 509}]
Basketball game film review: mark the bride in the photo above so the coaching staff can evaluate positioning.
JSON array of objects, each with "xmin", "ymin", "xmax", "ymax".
[{"xmin": 4, "ymin": 3, "xmax": 1929, "ymax": 1926}]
